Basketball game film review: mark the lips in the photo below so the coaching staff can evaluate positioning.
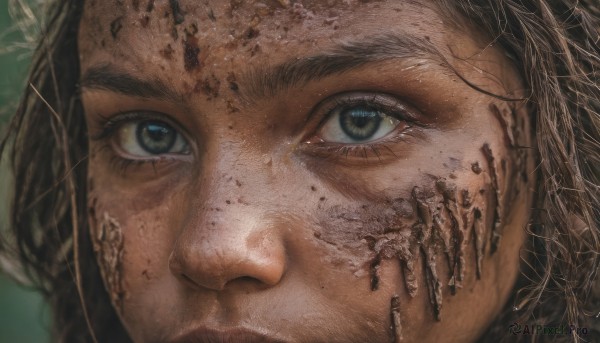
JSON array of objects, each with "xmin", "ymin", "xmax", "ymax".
[{"xmin": 169, "ymin": 327, "xmax": 288, "ymax": 343}]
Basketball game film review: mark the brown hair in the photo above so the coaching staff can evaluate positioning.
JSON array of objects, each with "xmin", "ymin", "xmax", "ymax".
[{"xmin": 1, "ymin": 1, "xmax": 599, "ymax": 342}]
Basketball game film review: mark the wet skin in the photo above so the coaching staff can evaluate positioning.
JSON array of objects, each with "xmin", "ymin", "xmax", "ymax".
[{"xmin": 80, "ymin": 1, "xmax": 535, "ymax": 342}]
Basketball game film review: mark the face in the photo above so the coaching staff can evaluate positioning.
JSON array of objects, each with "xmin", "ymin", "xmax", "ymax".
[{"xmin": 80, "ymin": 1, "xmax": 535, "ymax": 342}]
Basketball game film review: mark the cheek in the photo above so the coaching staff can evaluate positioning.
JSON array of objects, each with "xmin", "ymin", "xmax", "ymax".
[
  {"xmin": 87, "ymin": 176, "xmax": 180, "ymax": 319},
  {"xmin": 88, "ymin": 197, "xmax": 126, "ymax": 314},
  {"xmin": 315, "ymin": 173, "xmax": 492, "ymax": 299}
]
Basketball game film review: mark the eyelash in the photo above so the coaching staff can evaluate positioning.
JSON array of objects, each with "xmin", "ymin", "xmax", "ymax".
[
  {"xmin": 91, "ymin": 112, "xmax": 188, "ymax": 174},
  {"xmin": 304, "ymin": 93, "xmax": 424, "ymax": 162},
  {"xmin": 91, "ymin": 93, "xmax": 423, "ymax": 173}
]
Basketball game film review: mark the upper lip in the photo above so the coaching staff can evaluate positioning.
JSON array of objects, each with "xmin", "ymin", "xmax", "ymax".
[{"xmin": 169, "ymin": 326, "xmax": 288, "ymax": 343}]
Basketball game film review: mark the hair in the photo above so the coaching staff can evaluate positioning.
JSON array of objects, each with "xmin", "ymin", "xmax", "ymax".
[{"xmin": 0, "ymin": 0, "xmax": 598, "ymax": 342}]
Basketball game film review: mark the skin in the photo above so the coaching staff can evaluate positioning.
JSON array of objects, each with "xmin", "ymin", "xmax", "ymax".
[{"xmin": 80, "ymin": 0, "xmax": 535, "ymax": 342}]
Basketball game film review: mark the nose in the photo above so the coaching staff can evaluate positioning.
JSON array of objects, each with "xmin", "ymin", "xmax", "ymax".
[{"xmin": 168, "ymin": 209, "xmax": 287, "ymax": 291}]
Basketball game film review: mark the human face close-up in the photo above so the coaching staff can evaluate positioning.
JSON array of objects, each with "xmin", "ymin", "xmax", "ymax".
[{"xmin": 79, "ymin": 1, "xmax": 535, "ymax": 342}]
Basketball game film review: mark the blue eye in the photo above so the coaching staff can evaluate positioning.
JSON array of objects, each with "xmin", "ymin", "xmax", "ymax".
[
  {"xmin": 319, "ymin": 104, "xmax": 401, "ymax": 144},
  {"xmin": 116, "ymin": 120, "xmax": 189, "ymax": 157},
  {"xmin": 338, "ymin": 106, "xmax": 384, "ymax": 141}
]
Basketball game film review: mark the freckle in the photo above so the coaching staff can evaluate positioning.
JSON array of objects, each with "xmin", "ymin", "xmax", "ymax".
[
  {"xmin": 471, "ymin": 161, "xmax": 482, "ymax": 174},
  {"xmin": 236, "ymin": 179, "xmax": 242, "ymax": 187},
  {"xmin": 184, "ymin": 23, "xmax": 198, "ymax": 36},
  {"xmin": 311, "ymin": 186, "xmax": 317, "ymax": 191},
  {"xmin": 194, "ymin": 74, "xmax": 221, "ymax": 98},
  {"xmin": 205, "ymin": 7, "xmax": 216, "ymax": 21},
  {"xmin": 227, "ymin": 72, "xmax": 239, "ymax": 92},
  {"xmin": 226, "ymin": 200, "xmax": 231, "ymax": 205},
  {"xmin": 227, "ymin": 101, "xmax": 240, "ymax": 113},
  {"xmin": 211, "ymin": 222, "xmax": 216, "ymax": 226},
  {"xmin": 110, "ymin": 16, "xmax": 124, "ymax": 39},
  {"xmin": 319, "ymin": 197, "xmax": 326, "ymax": 201},
  {"xmin": 160, "ymin": 44, "xmax": 174, "ymax": 60},
  {"xmin": 244, "ymin": 27, "xmax": 260, "ymax": 40},
  {"xmin": 140, "ymin": 15, "xmax": 150, "ymax": 27}
]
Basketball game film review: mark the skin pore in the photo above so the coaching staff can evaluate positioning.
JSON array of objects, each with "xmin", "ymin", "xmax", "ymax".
[{"xmin": 79, "ymin": 1, "xmax": 535, "ymax": 342}]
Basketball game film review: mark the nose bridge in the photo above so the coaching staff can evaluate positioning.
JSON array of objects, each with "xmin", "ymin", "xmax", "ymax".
[{"xmin": 169, "ymin": 145, "xmax": 287, "ymax": 291}]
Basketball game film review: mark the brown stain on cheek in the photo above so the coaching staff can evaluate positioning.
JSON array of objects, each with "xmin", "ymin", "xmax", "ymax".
[
  {"xmin": 89, "ymin": 204, "xmax": 126, "ymax": 314},
  {"xmin": 316, "ymin": 174, "xmax": 493, "ymax": 326}
]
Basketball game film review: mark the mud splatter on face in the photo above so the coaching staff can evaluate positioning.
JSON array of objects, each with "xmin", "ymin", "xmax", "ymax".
[
  {"xmin": 317, "ymin": 171, "xmax": 495, "ymax": 322},
  {"xmin": 169, "ymin": 0, "xmax": 185, "ymax": 24},
  {"xmin": 110, "ymin": 16, "xmax": 124, "ymax": 39},
  {"xmin": 484, "ymin": 103, "xmax": 530, "ymax": 252},
  {"xmin": 390, "ymin": 295, "xmax": 402, "ymax": 342},
  {"xmin": 183, "ymin": 35, "xmax": 201, "ymax": 72},
  {"xmin": 481, "ymin": 143, "xmax": 502, "ymax": 253},
  {"xmin": 146, "ymin": 0, "xmax": 155, "ymax": 12},
  {"xmin": 89, "ymin": 210, "xmax": 126, "ymax": 313}
]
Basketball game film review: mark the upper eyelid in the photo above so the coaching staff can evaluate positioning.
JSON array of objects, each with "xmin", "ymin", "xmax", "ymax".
[
  {"xmin": 90, "ymin": 111, "xmax": 192, "ymax": 142},
  {"xmin": 312, "ymin": 92, "xmax": 426, "ymax": 130}
]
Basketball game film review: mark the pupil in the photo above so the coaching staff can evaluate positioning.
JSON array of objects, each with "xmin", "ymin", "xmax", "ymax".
[
  {"xmin": 339, "ymin": 106, "xmax": 382, "ymax": 141},
  {"xmin": 136, "ymin": 121, "xmax": 176, "ymax": 154}
]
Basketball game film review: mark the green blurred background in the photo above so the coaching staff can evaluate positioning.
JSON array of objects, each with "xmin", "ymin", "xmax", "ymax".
[{"xmin": 1, "ymin": 0, "xmax": 51, "ymax": 342}]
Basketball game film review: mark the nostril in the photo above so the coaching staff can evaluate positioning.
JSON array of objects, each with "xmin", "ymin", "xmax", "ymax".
[{"xmin": 225, "ymin": 276, "xmax": 263, "ymax": 288}]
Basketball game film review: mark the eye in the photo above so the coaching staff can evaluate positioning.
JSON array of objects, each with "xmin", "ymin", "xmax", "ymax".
[
  {"xmin": 115, "ymin": 120, "xmax": 189, "ymax": 157},
  {"xmin": 313, "ymin": 93, "xmax": 414, "ymax": 144},
  {"xmin": 320, "ymin": 105, "xmax": 401, "ymax": 143}
]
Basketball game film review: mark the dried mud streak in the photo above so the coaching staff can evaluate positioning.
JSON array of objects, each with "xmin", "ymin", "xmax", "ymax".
[
  {"xmin": 413, "ymin": 187, "xmax": 443, "ymax": 321},
  {"xmin": 370, "ymin": 254, "xmax": 381, "ymax": 291},
  {"xmin": 481, "ymin": 143, "xmax": 502, "ymax": 253},
  {"xmin": 436, "ymin": 179, "xmax": 465, "ymax": 292},
  {"xmin": 490, "ymin": 104, "xmax": 516, "ymax": 148},
  {"xmin": 460, "ymin": 189, "xmax": 475, "ymax": 281},
  {"xmin": 391, "ymin": 295, "xmax": 403, "ymax": 342},
  {"xmin": 422, "ymin": 246, "xmax": 443, "ymax": 321},
  {"xmin": 472, "ymin": 208, "xmax": 486, "ymax": 279},
  {"xmin": 401, "ymin": 235, "xmax": 419, "ymax": 297},
  {"xmin": 93, "ymin": 212, "xmax": 125, "ymax": 313}
]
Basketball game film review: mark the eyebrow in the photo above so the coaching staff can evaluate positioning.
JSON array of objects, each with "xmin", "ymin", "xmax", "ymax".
[
  {"xmin": 79, "ymin": 64, "xmax": 183, "ymax": 103},
  {"xmin": 242, "ymin": 33, "xmax": 442, "ymax": 99},
  {"xmin": 79, "ymin": 33, "xmax": 441, "ymax": 103}
]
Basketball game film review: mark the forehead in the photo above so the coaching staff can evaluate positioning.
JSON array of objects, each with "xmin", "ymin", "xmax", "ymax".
[{"xmin": 78, "ymin": 0, "xmax": 469, "ymax": 77}]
